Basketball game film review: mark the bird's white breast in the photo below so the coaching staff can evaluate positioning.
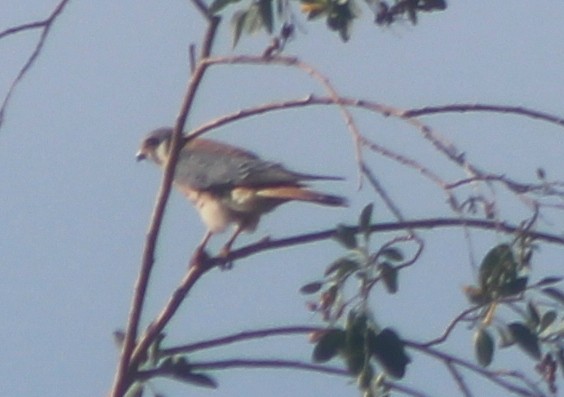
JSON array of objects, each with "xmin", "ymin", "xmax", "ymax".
[{"xmin": 184, "ymin": 189, "xmax": 234, "ymax": 233}]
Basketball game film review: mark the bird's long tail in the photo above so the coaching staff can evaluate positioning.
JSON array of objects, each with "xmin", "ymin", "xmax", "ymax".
[{"xmin": 255, "ymin": 186, "xmax": 347, "ymax": 207}]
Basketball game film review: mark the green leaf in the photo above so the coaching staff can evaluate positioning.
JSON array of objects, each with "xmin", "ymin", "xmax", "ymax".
[
  {"xmin": 243, "ymin": 3, "xmax": 264, "ymax": 34},
  {"xmin": 209, "ymin": 0, "xmax": 240, "ymax": 14},
  {"xmin": 368, "ymin": 328, "xmax": 410, "ymax": 379},
  {"xmin": 424, "ymin": 0, "xmax": 447, "ymax": 11},
  {"xmin": 498, "ymin": 276, "xmax": 528, "ymax": 297},
  {"xmin": 324, "ymin": 257, "xmax": 360, "ymax": 278},
  {"xmin": 539, "ymin": 310, "xmax": 557, "ymax": 332},
  {"xmin": 124, "ymin": 382, "xmax": 144, "ymax": 397},
  {"xmin": 496, "ymin": 325, "xmax": 515, "ymax": 348},
  {"xmin": 359, "ymin": 203, "xmax": 374, "ymax": 238},
  {"xmin": 542, "ymin": 287, "xmax": 564, "ymax": 305},
  {"xmin": 258, "ymin": 0, "xmax": 274, "ymax": 33},
  {"xmin": 343, "ymin": 311, "xmax": 369, "ymax": 375},
  {"xmin": 231, "ymin": 10, "xmax": 248, "ymax": 47},
  {"xmin": 508, "ymin": 322, "xmax": 541, "ymax": 360},
  {"xmin": 168, "ymin": 357, "xmax": 218, "ymax": 388},
  {"xmin": 380, "ymin": 247, "xmax": 404, "ymax": 262},
  {"xmin": 307, "ymin": 7, "xmax": 327, "ymax": 20},
  {"xmin": 174, "ymin": 372, "xmax": 218, "ymax": 389},
  {"xmin": 474, "ymin": 328, "xmax": 494, "ymax": 367},
  {"xmin": 527, "ymin": 301, "xmax": 540, "ymax": 328},
  {"xmin": 326, "ymin": 0, "xmax": 356, "ymax": 42},
  {"xmin": 478, "ymin": 244, "xmax": 517, "ymax": 293},
  {"xmin": 300, "ymin": 281, "xmax": 323, "ymax": 294},
  {"xmin": 379, "ymin": 262, "xmax": 398, "ymax": 294},
  {"xmin": 320, "ymin": 284, "xmax": 338, "ymax": 310},
  {"xmin": 334, "ymin": 224, "xmax": 358, "ymax": 249},
  {"xmin": 344, "ymin": 348, "xmax": 366, "ymax": 375},
  {"xmin": 346, "ymin": 310, "xmax": 368, "ymax": 333},
  {"xmin": 463, "ymin": 285, "xmax": 489, "ymax": 305},
  {"xmin": 312, "ymin": 328, "xmax": 346, "ymax": 362},
  {"xmin": 536, "ymin": 276, "xmax": 563, "ymax": 287}
]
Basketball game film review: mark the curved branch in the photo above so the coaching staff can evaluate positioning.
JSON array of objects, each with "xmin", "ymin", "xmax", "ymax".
[
  {"xmin": 447, "ymin": 361, "xmax": 473, "ymax": 397},
  {"xmin": 406, "ymin": 342, "xmax": 546, "ymax": 397},
  {"xmin": 214, "ymin": 217, "xmax": 564, "ymax": 267},
  {"xmin": 162, "ymin": 326, "xmax": 321, "ymax": 356},
  {"xmin": 403, "ymin": 104, "xmax": 564, "ymax": 129},
  {"xmin": 199, "ymin": 55, "xmax": 366, "ymax": 185},
  {"xmin": 186, "ymin": 94, "xmax": 564, "ymax": 221},
  {"xmin": 422, "ymin": 305, "xmax": 483, "ymax": 347},
  {"xmin": 188, "ymin": 358, "xmax": 348, "ymax": 376},
  {"xmin": 0, "ymin": 0, "xmax": 70, "ymax": 128}
]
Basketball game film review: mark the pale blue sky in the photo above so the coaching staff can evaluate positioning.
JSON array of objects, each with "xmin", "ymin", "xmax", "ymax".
[{"xmin": 2, "ymin": 1, "xmax": 564, "ymax": 396}]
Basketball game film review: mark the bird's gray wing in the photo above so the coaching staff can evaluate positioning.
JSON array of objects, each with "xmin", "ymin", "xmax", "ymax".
[{"xmin": 174, "ymin": 138, "xmax": 342, "ymax": 190}]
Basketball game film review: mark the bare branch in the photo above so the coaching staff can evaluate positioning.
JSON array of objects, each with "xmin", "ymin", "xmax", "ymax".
[
  {"xmin": 0, "ymin": 0, "xmax": 70, "ymax": 129},
  {"xmin": 110, "ymin": 11, "xmax": 221, "ymax": 397},
  {"xmin": 447, "ymin": 361, "xmax": 474, "ymax": 397},
  {"xmin": 188, "ymin": 358, "xmax": 349, "ymax": 376},
  {"xmin": 185, "ymin": 94, "xmax": 564, "ymax": 225},
  {"xmin": 162, "ymin": 326, "xmax": 322, "ymax": 356},
  {"xmin": 383, "ymin": 381, "xmax": 436, "ymax": 397},
  {"xmin": 190, "ymin": 0, "xmax": 213, "ymax": 20},
  {"xmin": 199, "ymin": 55, "xmax": 366, "ymax": 185},
  {"xmin": 422, "ymin": 305, "xmax": 483, "ymax": 347},
  {"xmin": 404, "ymin": 104, "xmax": 564, "ymax": 129},
  {"xmin": 214, "ymin": 217, "xmax": 564, "ymax": 267},
  {"xmin": 406, "ymin": 342, "xmax": 547, "ymax": 397}
]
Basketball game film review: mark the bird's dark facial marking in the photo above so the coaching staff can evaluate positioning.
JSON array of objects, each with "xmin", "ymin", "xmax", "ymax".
[{"xmin": 145, "ymin": 136, "xmax": 161, "ymax": 148}]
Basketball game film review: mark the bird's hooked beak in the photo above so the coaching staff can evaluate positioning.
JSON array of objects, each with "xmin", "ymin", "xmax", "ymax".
[
  {"xmin": 135, "ymin": 150, "xmax": 147, "ymax": 162},
  {"xmin": 136, "ymin": 127, "xmax": 174, "ymax": 164}
]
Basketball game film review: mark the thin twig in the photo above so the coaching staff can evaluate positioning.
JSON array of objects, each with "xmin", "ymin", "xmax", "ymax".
[
  {"xmin": 186, "ymin": 94, "xmax": 564, "ymax": 220},
  {"xmin": 404, "ymin": 104, "xmax": 564, "ymax": 128},
  {"xmin": 422, "ymin": 305, "xmax": 483, "ymax": 347},
  {"xmin": 200, "ymin": 55, "xmax": 366, "ymax": 185},
  {"xmin": 162, "ymin": 326, "xmax": 321, "ymax": 356},
  {"xmin": 447, "ymin": 361, "xmax": 474, "ymax": 397},
  {"xmin": 188, "ymin": 358, "xmax": 349, "ymax": 376},
  {"xmin": 190, "ymin": 0, "xmax": 213, "ymax": 20},
  {"xmin": 383, "ymin": 381, "xmax": 436, "ymax": 397},
  {"xmin": 406, "ymin": 341, "xmax": 545, "ymax": 397},
  {"xmin": 0, "ymin": 0, "xmax": 70, "ymax": 128}
]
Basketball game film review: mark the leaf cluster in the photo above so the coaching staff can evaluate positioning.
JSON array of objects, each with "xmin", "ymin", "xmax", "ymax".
[
  {"xmin": 311, "ymin": 311, "xmax": 410, "ymax": 396},
  {"xmin": 301, "ymin": 205, "xmax": 414, "ymax": 395},
  {"xmin": 122, "ymin": 335, "xmax": 218, "ymax": 397},
  {"xmin": 208, "ymin": 0, "xmax": 447, "ymax": 44},
  {"xmin": 374, "ymin": 0, "xmax": 446, "ymax": 26},
  {"xmin": 466, "ymin": 243, "xmax": 564, "ymax": 393},
  {"xmin": 300, "ymin": 204, "xmax": 406, "ymax": 323}
]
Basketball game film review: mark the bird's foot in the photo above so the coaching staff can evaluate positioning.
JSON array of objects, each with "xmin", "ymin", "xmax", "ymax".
[
  {"xmin": 217, "ymin": 244, "xmax": 235, "ymax": 270},
  {"xmin": 190, "ymin": 243, "xmax": 211, "ymax": 268}
]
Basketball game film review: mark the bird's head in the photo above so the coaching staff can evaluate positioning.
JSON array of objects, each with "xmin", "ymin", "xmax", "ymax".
[{"xmin": 136, "ymin": 127, "xmax": 174, "ymax": 165}]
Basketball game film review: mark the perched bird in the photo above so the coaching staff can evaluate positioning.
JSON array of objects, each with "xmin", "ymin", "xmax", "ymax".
[{"xmin": 137, "ymin": 127, "xmax": 347, "ymax": 255}]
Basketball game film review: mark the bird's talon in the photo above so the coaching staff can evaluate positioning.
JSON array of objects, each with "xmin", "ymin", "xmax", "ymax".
[
  {"xmin": 191, "ymin": 244, "xmax": 210, "ymax": 267},
  {"xmin": 218, "ymin": 246, "xmax": 235, "ymax": 269}
]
